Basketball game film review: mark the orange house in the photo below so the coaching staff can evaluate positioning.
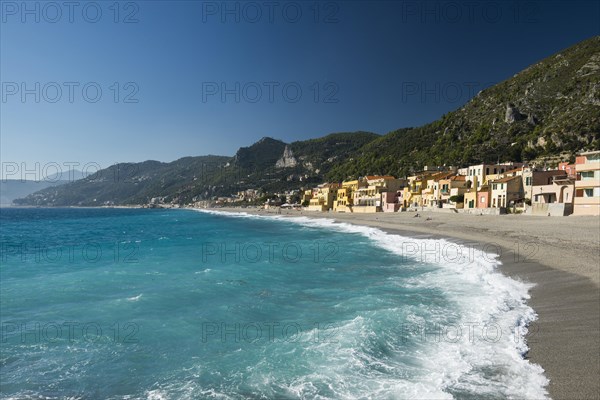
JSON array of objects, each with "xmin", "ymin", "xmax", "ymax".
[{"xmin": 477, "ymin": 185, "xmax": 490, "ymax": 208}]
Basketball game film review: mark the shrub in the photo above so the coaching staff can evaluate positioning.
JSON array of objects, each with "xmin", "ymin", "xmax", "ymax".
[{"xmin": 449, "ymin": 194, "xmax": 464, "ymax": 203}]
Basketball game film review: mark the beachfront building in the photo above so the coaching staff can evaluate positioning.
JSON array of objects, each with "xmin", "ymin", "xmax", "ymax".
[
  {"xmin": 464, "ymin": 176, "xmax": 491, "ymax": 210},
  {"xmin": 466, "ymin": 163, "xmax": 516, "ymax": 190},
  {"xmin": 306, "ymin": 183, "xmax": 340, "ymax": 212},
  {"xmin": 420, "ymin": 174, "xmax": 437, "ymax": 208},
  {"xmin": 381, "ymin": 190, "xmax": 403, "ymax": 212},
  {"xmin": 402, "ymin": 173, "xmax": 432, "ymax": 208},
  {"xmin": 521, "ymin": 168, "xmax": 569, "ymax": 202},
  {"xmin": 421, "ymin": 172, "xmax": 454, "ymax": 207},
  {"xmin": 573, "ymin": 150, "xmax": 600, "ymax": 216},
  {"xmin": 477, "ymin": 186, "xmax": 491, "ymax": 208},
  {"xmin": 333, "ymin": 179, "xmax": 366, "ymax": 212},
  {"xmin": 301, "ymin": 189, "xmax": 313, "ymax": 205},
  {"xmin": 463, "ymin": 178, "xmax": 478, "ymax": 209},
  {"xmin": 530, "ymin": 174, "xmax": 574, "ymax": 216},
  {"xmin": 333, "ymin": 186, "xmax": 351, "ymax": 212},
  {"xmin": 353, "ymin": 176, "xmax": 403, "ymax": 213},
  {"xmin": 490, "ymin": 176, "xmax": 524, "ymax": 208},
  {"xmin": 439, "ymin": 175, "xmax": 468, "ymax": 206}
]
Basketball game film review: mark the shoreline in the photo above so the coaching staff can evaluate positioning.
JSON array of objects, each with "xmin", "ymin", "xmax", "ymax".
[{"xmin": 212, "ymin": 207, "xmax": 600, "ymax": 399}]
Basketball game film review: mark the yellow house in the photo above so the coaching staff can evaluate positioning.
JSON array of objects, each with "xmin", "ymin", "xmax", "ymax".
[
  {"xmin": 466, "ymin": 163, "xmax": 520, "ymax": 190},
  {"xmin": 333, "ymin": 179, "xmax": 365, "ymax": 212},
  {"xmin": 421, "ymin": 172, "xmax": 455, "ymax": 207},
  {"xmin": 464, "ymin": 176, "xmax": 478, "ymax": 209},
  {"xmin": 439, "ymin": 175, "xmax": 468, "ymax": 205},
  {"xmin": 490, "ymin": 176, "xmax": 524, "ymax": 208},
  {"xmin": 307, "ymin": 183, "xmax": 340, "ymax": 212},
  {"xmin": 301, "ymin": 189, "xmax": 313, "ymax": 205},
  {"xmin": 464, "ymin": 190, "xmax": 477, "ymax": 209},
  {"xmin": 402, "ymin": 173, "xmax": 432, "ymax": 208}
]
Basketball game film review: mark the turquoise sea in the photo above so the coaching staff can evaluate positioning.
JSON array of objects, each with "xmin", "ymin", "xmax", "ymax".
[{"xmin": 0, "ymin": 208, "xmax": 548, "ymax": 399}]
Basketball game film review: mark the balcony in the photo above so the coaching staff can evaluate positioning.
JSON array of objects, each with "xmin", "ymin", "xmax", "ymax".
[
  {"xmin": 575, "ymin": 179, "xmax": 600, "ymax": 188},
  {"xmin": 575, "ymin": 163, "xmax": 600, "ymax": 172},
  {"xmin": 574, "ymin": 197, "xmax": 600, "ymax": 206}
]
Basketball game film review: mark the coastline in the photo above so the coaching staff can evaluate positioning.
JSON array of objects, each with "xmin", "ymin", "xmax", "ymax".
[{"xmin": 212, "ymin": 207, "xmax": 600, "ymax": 400}]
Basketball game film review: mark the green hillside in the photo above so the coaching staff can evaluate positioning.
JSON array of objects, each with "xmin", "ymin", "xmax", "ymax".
[
  {"xmin": 328, "ymin": 36, "xmax": 600, "ymax": 180},
  {"xmin": 15, "ymin": 132, "xmax": 379, "ymax": 206}
]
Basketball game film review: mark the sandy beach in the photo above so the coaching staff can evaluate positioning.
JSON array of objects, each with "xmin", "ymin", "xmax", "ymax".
[{"xmin": 215, "ymin": 207, "xmax": 600, "ymax": 399}]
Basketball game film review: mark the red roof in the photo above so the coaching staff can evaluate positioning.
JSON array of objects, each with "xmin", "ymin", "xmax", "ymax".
[{"xmin": 430, "ymin": 172, "xmax": 454, "ymax": 181}]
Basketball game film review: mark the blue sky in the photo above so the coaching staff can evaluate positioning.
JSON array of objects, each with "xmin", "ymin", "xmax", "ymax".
[{"xmin": 1, "ymin": 0, "xmax": 599, "ymax": 178}]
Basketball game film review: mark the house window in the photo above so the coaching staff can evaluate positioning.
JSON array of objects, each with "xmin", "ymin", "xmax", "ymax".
[
  {"xmin": 526, "ymin": 177, "xmax": 531, "ymax": 186},
  {"xmin": 492, "ymin": 184, "xmax": 496, "ymax": 190},
  {"xmin": 486, "ymin": 167, "xmax": 489, "ymax": 175},
  {"xmin": 493, "ymin": 168, "xmax": 497, "ymax": 174},
  {"xmin": 584, "ymin": 188, "xmax": 594, "ymax": 197},
  {"xmin": 587, "ymin": 154, "xmax": 600, "ymax": 163},
  {"xmin": 501, "ymin": 183, "xmax": 504, "ymax": 189},
  {"xmin": 581, "ymin": 171, "xmax": 594, "ymax": 180}
]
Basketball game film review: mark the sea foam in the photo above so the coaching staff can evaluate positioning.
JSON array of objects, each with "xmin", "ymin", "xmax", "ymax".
[{"xmin": 195, "ymin": 209, "xmax": 549, "ymax": 399}]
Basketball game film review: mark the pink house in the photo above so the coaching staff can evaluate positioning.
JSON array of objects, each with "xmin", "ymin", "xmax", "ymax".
[
  {"xmin": 381, "ymin": 191, "xmax": 401, "ymax": 212},
  {"xmin": 477, "ymin": 186, "xmax": 490, "ymax": 208}
]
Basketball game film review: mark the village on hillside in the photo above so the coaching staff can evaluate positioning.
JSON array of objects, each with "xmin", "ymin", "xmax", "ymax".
[{"xmin": 175, "ymin": 150, "xmax": 600, "ymax": 217}]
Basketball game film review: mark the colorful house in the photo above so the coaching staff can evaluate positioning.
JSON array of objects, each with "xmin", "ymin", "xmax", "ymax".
[
  {"xmin": 464, "ymin": 188, "xmax": 478, "ymax": 210},
  {"xmin": 381, "ymin": 191, "xmax": 402, "ymax": 212},
  {"xmin": 573, "ymin": 150, "xmax": 600, "ymax": 216},
  {"xmin": 421, "ymin": 172, "xmax": 454, "ymax": 207},
  {"xmin": 490, "ymin": 176, "xmax": 524, "ymax": 208},
  {"xmin": 530, "ymin": 174, "xmax": 574, "ymax": 216},
  {"xmin": 306, "ymin": 183, "xmax": 340, "ymax": 212},
  {"xmin": 477, "ymin": 186, "xmax": 491, "ymax": 208},
  {"xmin": 463, "ymin": 176, "xmax": 490, "ymax": 209},
  {"xmin": 466, "ymin": 163, "xmax": 519, "ymax": 190},
  {"xmin": 301, "ymin": 189, "xmax": 313, "ymax": 205},
  {"xmin": 333, "ymin": 179, "xmax": 366, "ymax": 212},
  {"xmin": 353, "ymin": 176, "xmax": 403, "ymax": 213},
  {"xmin": 522, "ymin": 168, "xmax": 568, "ymax": 202},
  {"xmin": 439, "ymin": 175, "xmax": 468, "ymax": 206},
  {"xmin": 402, "ymin": 173, "xmax": 434, "ymax": 208}
]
